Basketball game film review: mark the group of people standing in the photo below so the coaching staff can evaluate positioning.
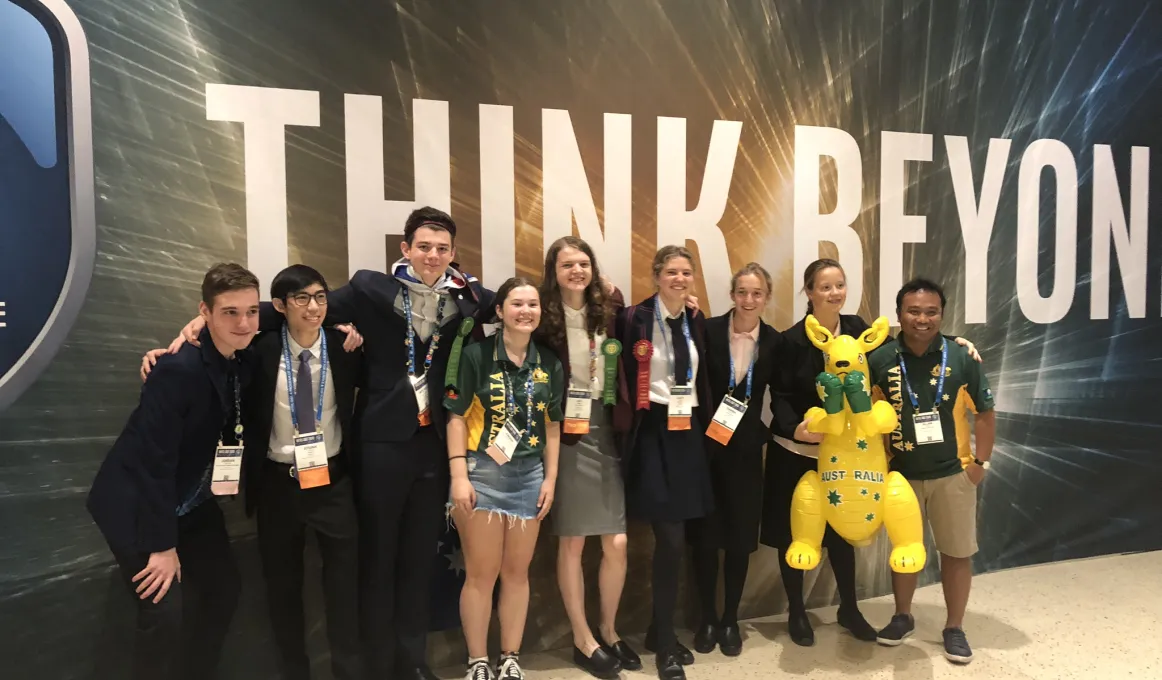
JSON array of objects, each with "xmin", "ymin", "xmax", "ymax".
[{"xmin": 87, "ymin": 206, "xmax": 995, "ymax": 680}]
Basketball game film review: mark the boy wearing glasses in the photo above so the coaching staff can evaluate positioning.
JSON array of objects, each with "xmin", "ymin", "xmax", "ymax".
[{"xmin": 243, "ymin": 264, "xmax": 365, "ymax": 680}]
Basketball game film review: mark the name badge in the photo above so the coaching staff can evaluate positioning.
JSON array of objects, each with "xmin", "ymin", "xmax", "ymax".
[
  {"xmin": 293, "ymin": 431, "xmax": 330, "ymax": 489},
  {"xmin": 564, "ymin": 389, "xmax": 593, "ymax": 435},
  {"xmin": 668, "ymin": 385, "xmax": 693, "ymax": 431},
  {"xmin": 706, "ymin": 395, "xmax": 747, "ymax": 445},
  {"xmin": 486, "ymin": 420, "xmax": 522, "ymax": 465},
  {"xmin": 411, "ymin": 374, "xmax": 431, "ymax": 426},
  {"xmin": 914, "ymin": 411, "xmax": 944, "ymax": 445},
  {"xmin": 211, "ymin": 445, "xmax": 243, "ymax": 495}
]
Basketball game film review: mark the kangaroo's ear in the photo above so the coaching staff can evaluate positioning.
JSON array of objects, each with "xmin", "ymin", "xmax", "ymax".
[
  {"xmin": 804, "ymin": 314, "xmax": 832, "ymax": 351},
  {"xmin": 859, "ymin": 316, "xmax": 891, "ymax": 353}
]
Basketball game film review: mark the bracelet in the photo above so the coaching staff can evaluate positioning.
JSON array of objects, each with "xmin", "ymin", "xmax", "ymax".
[{"xmin": 448, "ymin": 455, "xmax": 468, "ymax": 462}]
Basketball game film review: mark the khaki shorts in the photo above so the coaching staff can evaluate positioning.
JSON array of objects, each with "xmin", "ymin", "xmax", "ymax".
[{"xmin": 908, "ymin": 470, "xmax": 978, "ymax": 558}]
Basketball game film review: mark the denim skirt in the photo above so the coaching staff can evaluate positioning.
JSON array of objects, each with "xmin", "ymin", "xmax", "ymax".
[{"xmin": 452, "ymin": 451, "xmax": 545, "ymax": 523}]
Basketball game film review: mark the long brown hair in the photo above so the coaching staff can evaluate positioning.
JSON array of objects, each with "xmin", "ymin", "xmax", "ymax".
[
  {"xmin": 802, "ymin": 258, "xmax": 844, "ymax": 314},
  {"xmin": 536, "ymin": 236, "xmax": 611, "ymax": 358}
]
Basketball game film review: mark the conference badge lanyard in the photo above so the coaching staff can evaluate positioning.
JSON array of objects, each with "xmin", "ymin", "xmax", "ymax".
[
  {"xmin": 283, "ymin": 325, "xmax": 331, "ymax": 488},
  {"xmin": 403, "ymin": 288, "xmax": 446, "ymax": 426},
  {"xmin": 211, "ymin": 372, "xmax": 244, "ymax": 496},
  {"xmin": 564, "ymin": 334, "xmax": 622, "ymax": 435},
  {"xmin": 654, "ymin": 297, "xmax": 694, "ymax": 431},
  {"xmin": 706, "ymin": 320, "xmax": 756, "ymax": 445},
  {"xmin": 486, "ymin": 334, "xmax": 538, "ymax": 465},
  {"xmin": 899, "ymin": 337, "xmax": 947, "ymax": 445}
]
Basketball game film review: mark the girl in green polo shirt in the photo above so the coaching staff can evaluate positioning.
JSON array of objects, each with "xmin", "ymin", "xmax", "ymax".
[{"xmin": 444, "ymin": 276, "xmax": 564, "ymax": 680}]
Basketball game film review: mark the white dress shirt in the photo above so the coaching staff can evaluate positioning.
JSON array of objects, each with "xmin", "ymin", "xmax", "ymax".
[
  {"xmin": 729, "ymin": 313, "xmax": 760, "ymax": 385},
  {"xmin": 649, "ymin": 304, "xmax": 699, "ymax": 407},
  {"xmin": 268, "ymin": 331, "xmax": 341, "ymax": 463},
  {"xmin": 564, "ymin": 304, "xmax": 606, "ymax": 398}
]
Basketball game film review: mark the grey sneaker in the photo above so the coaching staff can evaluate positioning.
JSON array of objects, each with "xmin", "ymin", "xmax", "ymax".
[
  {"xmin": 876, "ymin": 613, "xmax": 915, "ymax": 646},
  {"xmin": 465, "ymin": 659, "xmax": 494, "ymax": 680},
  {"xmin": 943, "ymin": 627, "xmax": 973, "ymax": 663}
]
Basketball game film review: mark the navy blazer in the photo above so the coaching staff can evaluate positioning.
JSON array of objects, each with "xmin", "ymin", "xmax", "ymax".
[
  {"xmin": 87, "ymin": 327, "xmax": 250, "ymax": 555},
  {"xmin": 241, "ymin": 326, "xmax": 363, "ymax": 515},
  {"xmin": 257, "ymin": 268, "xmax": 494, "ymax": 445},
  {"xmin": 702, "ymin": 312, "xmax": 781, "ymax": 453},
  {"xmin": 612, "ymin": 296, "xmax": 712, "ymax": 471}
]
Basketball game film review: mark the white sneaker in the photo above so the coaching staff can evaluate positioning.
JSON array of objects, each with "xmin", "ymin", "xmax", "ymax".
[
  {"xmin": 497, "ymin": 654, "xmax": 525, "ymax": 680},
  {"xmin": 466, "ymin": 659, "xmax": 494, "ymax": 680}
]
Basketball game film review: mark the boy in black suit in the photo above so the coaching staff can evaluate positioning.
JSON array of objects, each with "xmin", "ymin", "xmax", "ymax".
[
  {"xmin": 245, "ymin": 265, "xmax": 364, "ymax": 680},
  {"xmin": 87, "ymin": 263, "xmax": 260, "ymax": 680}
]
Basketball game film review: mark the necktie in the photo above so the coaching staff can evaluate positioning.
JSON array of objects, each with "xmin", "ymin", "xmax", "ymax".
[
  {"xmin": 666, "ymin": 316, "xmax": 692, "ymax": 388},
  {"xmin": 295, "ymin": 349, "xmax": 316, "ymax": 433}
]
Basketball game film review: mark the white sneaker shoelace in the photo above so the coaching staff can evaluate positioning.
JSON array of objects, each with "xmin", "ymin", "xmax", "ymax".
[
  {"xmin": 466, "ymin": 660, "xmax": 493, "ymax": 680},
  {"xmin": 498, "ymin": 655, "xmax": 524, "ymax": 680}
]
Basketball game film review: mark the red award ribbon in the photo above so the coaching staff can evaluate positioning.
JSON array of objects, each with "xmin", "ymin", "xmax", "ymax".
[{"xmin": 633, "ymin": 339, "xmax": 653, "ymax": 410}]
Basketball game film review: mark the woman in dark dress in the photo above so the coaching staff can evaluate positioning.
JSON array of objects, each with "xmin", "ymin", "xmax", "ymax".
[
  {"xmin": 761, "ymin": 258, "xmax": 877, "ymax": 646},
  {"xmin": 613, "ymin": 245, "xmax": 714, "ymax": 680},
  {"xmin": 761, "ymin": 258, "xmax": 982, "ymax": 647},
  {"xmin": 688, "ymin": 263, "xmax": 781, "ymax": 658}
]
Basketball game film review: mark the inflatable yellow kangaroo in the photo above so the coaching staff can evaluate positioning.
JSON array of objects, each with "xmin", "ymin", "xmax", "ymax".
[{"xmin": 784, "ymin": 315, "xmax": 926, "ymax": 574}]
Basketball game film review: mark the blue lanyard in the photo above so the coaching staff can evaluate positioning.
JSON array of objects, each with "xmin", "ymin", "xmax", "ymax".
[
  {"xmin": 282, "ymin": 325, "xmax": 328, "ymax": 433},
  {"xmin": 653, "ymin": 296, "xmax": 693, "ymax": 385},
  {"xmin": 898, "ymin": 337, "xmax": 946, "ymax": 412},
  {"xmin": 495, "ymin": 333, "xmax": 536, "ymax": 436},
  {"xmin": 402, "ymin": 288, "xmax": 446, "ymax": 377},
  {"xmin": 728, "ymin": 317, "xmax": 757, "ymax": 402}
]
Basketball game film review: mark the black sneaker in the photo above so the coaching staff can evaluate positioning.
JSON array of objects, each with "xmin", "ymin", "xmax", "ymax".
[
  {"xmin": 497, "ymin": 653, "xmax": 525, "ymax": 680},
  {"xmin": 875, "ymin": 613, "xmax": 915, "ymax": 646},
  {"xmin": 943, "ymin": 627, "xmax": 973, "ymax": 664},
  {"xmin": 465, "ymin": 659, "xmax": 494, "ymax": 680}
]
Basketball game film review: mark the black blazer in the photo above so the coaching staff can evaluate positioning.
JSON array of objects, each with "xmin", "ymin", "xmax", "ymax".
[
  {"xmin": 702, "ymin": 312, "xmax": 781, "ymax": 453},
  {"xmin": 769, "ymin": 314, "xmax": 870, "ymax": 442},
  {"xmin": 258, "ymin": 268, "xmax": 494, "ymax": 445},
  {"xmin": 87, "ymin": 327, "xmax": 250, "ymax": 555},
  {"xmin": 613, "ymin": 296, "xmax": 712, "ymax": 469},
  {"xmin": 241, "ymin": 326, "xmax": 363, "ymax": 514}
]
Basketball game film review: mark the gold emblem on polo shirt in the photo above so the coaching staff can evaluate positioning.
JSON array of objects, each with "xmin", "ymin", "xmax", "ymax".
[{"xmin": 533, "ymin": 367, "xmax": 549, "ymax": 383}]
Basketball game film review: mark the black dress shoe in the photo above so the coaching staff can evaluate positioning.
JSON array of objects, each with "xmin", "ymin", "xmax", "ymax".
[
  {"xmin": 397, "ymin": 666, "xmax": 440, "ymax": 680},
  {"xmin": 788, "ymin": 609, "xmax": 815, "ymax": 647},
  {"xmin": 644, "ymin": 628, "xmax": 695, "ymax": 666},
  {"xmin": 837, "ymin": 605, "xmax": 878, "ymax": 642},
  {"xmin": 693, "ymin": 623, "xmax": 718, "ymax": 654},
  {"xmin": 655, "ymin": 651, "xmax": 686, "ymax": 680},
  {"xmin": 596, "ymin": 634, "xmax": 642, "ymax": 672},
  {"xmin": 718, "ymin": 623, "xmax": 743, "ymax": 656},
  {"xmin": 573, "ymin": 645, "xmax": 621, "ymax": 679}
]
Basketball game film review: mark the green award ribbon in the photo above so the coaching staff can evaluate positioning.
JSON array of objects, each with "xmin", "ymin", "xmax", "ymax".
[
  {"xmin": 601, "ymin": 338, "xmax": 622, "ymax": 405},
  {"xmin": 444, "ymin": 317, "xmax": 476, "ymax": 398}
]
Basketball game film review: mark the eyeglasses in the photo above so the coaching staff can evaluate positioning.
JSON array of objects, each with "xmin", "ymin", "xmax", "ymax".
[{"xmin": 288, "ymin": 292, "xmax": 328, "ymax": 306}]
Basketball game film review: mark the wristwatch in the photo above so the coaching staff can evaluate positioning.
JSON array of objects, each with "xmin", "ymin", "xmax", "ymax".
[{"xmin": 973, "ymin": 457, "xmax": 991, "ymax": 470}]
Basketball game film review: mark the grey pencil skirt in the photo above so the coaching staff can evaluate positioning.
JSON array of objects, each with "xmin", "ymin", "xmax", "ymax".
[{"xmin": 550, "ymin": 404, "xmax": 627, "ymax": 537}]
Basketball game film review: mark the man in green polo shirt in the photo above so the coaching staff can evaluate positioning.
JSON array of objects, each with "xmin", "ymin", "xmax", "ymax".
[{"xmin": 868, "ymin": 278, "xmax": 996, "ymax": 665}]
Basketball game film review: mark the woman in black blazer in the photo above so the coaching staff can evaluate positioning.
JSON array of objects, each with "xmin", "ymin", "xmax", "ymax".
[
  {"xmin": 761, "ymin": 257, "xmax": 876, "ymax": 646},
  {"xmin": 761, "ymin": 258, "xmax": 981, "ymax": 647},
  {"xmin": 613, "ymin": 245, "xmax": 713, "ymax": 680},
  {"xmin": 688, "ymin": 263, "xmax": 780, "ymax": 658}
]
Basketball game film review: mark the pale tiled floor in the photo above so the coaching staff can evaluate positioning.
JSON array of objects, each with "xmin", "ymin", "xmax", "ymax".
[{"xmin": 440, "ymin": 550, "xmax": 1161, "ymax": 679}]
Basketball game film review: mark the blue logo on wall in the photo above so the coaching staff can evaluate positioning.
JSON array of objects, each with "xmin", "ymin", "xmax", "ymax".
[{"xmin": 0, "ymin": 0, "xmax": 95, "ymax": 410}]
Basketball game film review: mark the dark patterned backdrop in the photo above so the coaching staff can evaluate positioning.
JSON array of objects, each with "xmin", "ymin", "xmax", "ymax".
[{"xmin": 2, "ymin": 0, "xmax": 1160, "ymax": 677}]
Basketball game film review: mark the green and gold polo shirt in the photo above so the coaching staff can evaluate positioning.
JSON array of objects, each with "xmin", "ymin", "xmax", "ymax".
[
  {"xmin": 443, "ymin": 334, "xmax": 565, "ymax": 459},
  {"xmin": 869, "ymin": 334, "xmax": 995, "ymax": 480}
]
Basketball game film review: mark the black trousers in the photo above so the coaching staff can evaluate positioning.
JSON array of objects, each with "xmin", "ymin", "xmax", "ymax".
[
  {"xmin": 111, "ymin": 500, "xmax": 240, "ymax": 680},
  {"xmin": 357, "ymin": 426, "xmax": 449, "ymax": 677},
  {"xmin": 257, "ymin": 455, "xmax": 362, "ymax": 680}
]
